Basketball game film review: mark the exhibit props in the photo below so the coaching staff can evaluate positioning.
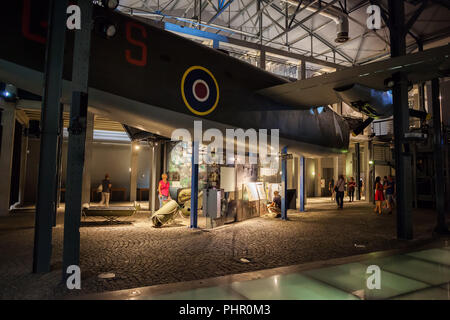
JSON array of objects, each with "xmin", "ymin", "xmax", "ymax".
[{"xmin": 150, "ymin": 200, "xmax": 180, "ymax": 227}]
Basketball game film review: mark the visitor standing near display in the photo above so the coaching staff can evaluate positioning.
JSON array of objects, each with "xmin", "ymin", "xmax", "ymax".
[
  {"xmin": 374, "ymin": 176, "xmax": 385, "ymax": 215},
  {"xmin": 334, "ymin": 175, "xmax": 345, "ymax": 209},
  {"xmin": 267, "ymin": 191, "xmax": 282, "ymax": 217},
  {"xmin": 329, "ymin": 178, "xmax": 335, "ymax": 202},
  {"xmin": 348, "ymin": 177, "xmax": 356, "ymax": 202},
  {"xmin": 382, "ymin": 176, "xmax": 388, "ymax": 200},
  {"xmin": 384, "ymin": 175, "xmax": 396, "ymax": 214},
  {"xmin": 158, "ymin": 173, "xmax": 171, "ymax": 208},
  {"xmin": 100, "ymin": 174, "xmax": 112, "ymax": 208}
]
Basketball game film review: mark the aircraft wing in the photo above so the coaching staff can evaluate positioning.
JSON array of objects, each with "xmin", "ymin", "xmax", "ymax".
[{"xmin": 257, "ymin": 44, "xmax": 450, "ymax": 109}]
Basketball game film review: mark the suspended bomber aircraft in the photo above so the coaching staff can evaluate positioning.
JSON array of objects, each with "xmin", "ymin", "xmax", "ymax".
[{"xmin": 0, "ymin": 1, "xmax": 449, "ymax": 157}]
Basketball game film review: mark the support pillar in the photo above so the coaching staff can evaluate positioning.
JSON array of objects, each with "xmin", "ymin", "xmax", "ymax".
[
  {"xmin": 190, "ymin": 140, "xmax": 199, "ymax": 228},
  {"xmin": 315, "ymin": 158, "xmax": 322, "ymax": 197},
  {"xmin": 431, "ymin": 78, "xmax": 449, "ymax": 234},
  {"xmin": 62, "ymin": 0, "xmax": 93, "ymax": 277},
  {"xmin": 363, "ymin": 141, "xmax": 371, "ymax": 201},
  {"xmin": 418, "ymin": 42, "xmax": 427, "ymax": 125},
  {"xmin": 260, "ymin": 49, "xmax": 266, "ymax": 70},
  {"xmin": 389, "ymin": 0, "xmax": 413, "ymax": 240},
  {"xmin": 130, "ymin": 141, "xmax": 139, "ymax": 202},
  {"xmin": 34, "ymin": 0, "xmax": 68, "ymax": 273},
  {"xmin": 419, "ymin": 83, "xmax": 426, "ymax": 112},
  {"xmin": 281, "ymin": 146, "xmax": 288, "ymax": 220},
  {"xmin": 294, "ymin": 156, "xmax": 299, "ymax": 208},
  {"xmin": 18, "ymin": 130, "xmax": 28, "ymax": 206},
  {"xmin": 333, "ymin": 156, "xmax": 338, "ymax": 185},
  {"xmin": 334, "ymin": 155, "xmax": 345, "ymax": 179},
  {"xmin": 258, "ymin": 0, "xmax": 264, "ymax": 70},
  {"xmin": 369, "ymin": 142, "xmax": 375, "ymax": 204},
  {"xmin": 412, "ymin": 143, "xmax": 418, "ymax": 209},
  {"xmin": 0, "ymin": 101, "xmax": 16, "ymax": 216},
  {"xmin": 446, "ymin": 129, "xmax": 450, "ymax": 211},
  {"xmin": 163, "ymin": 142, "xmax": 167, "ymax": 174},
  {"xmin": 149, "ymin": 143, "xmax": 157, "ymax": 213},
  {"xmin": 299, "ymin": 156, "xmax": 305, "ymax": 212},
  {"xmin": 81, "ymin": 112, "xmax": 94, "ymax": 206},
  {"xmin": 300, "ymin": 60, "xmax": 306, "ymax": 80},
  {"xmin": 355, "ymin": 143, "xmax": 361, "ymax": 200},
  {"xmin": 55, "ymin": 103, "xmax": 64, "ymax": 212}
]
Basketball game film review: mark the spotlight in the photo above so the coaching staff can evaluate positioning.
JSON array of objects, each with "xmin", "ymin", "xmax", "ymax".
[
  {"xmin": 101, "ymin": 0, "xmax": 119, "ymax": 10},
  {"xmin": 1, "ymin": 83, "xmax": 17, "ymax": 101},
  {"xmin": 94, "ymin": 17, "xmax": 117, "ymax": 39},
  {"xmin": 104, "ymin": 24, "xmax": 117, "ymax": 38},
  {"xmin": 384, "ymin": 77, "xmax": 395, "ymax": 88}
]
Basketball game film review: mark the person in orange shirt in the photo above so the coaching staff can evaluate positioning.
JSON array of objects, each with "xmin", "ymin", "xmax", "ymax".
[{"xmin": 158, "ymin": 173, "xmax": 171, "ymax": 208}]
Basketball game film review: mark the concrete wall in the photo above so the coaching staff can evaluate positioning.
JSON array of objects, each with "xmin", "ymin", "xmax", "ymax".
[
  {"xmin": 62, "ymin": 142, "xmax": 154, "ymax": 200},
  {"xmin": 79, "ymin": 142, "xmax": 131, "ymax": 196},
  {"xmin": 375, "ymin": 165, "xmax": 391, "ymax": 180},
  {"xmin": 321, "ymin": 157, "xmax": 334, "ymax": 168},
  {"xmin": 346, "ymin": 151, "xmax": 353, "ymax": 178},
  {"xmin": 305, "ymin": 158, "xmax": 316, "ymax": 197},
  {"xmin": 136, "ymin": 145, "xmax": 151, "ymax": 188},
  {"xmin": 23, "ymin": 139, "xmax": 155, "ymax": 203}
]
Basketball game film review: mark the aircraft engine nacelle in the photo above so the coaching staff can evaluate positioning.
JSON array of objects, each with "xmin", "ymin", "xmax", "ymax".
[{"xmin": 334, "ymin": 83, "xmax": 393, "ymax": 119}]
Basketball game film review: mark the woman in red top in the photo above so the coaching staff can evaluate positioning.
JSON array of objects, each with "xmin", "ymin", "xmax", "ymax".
[
  {"xmin": 374, "ymin": 176, "xmax": 385, "ymax": 215},
  {"xmin": 158, "ymin": 173, "xmax": 171, "ymax": 208}
]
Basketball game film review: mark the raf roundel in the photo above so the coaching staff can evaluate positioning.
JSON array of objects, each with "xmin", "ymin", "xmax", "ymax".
[{"xmin": 181, "ymin": 66, "xmax": 220, "ymax": 116}]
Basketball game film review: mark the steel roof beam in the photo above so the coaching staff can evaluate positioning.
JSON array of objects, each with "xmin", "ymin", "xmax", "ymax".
[
  {"xmin": 208, "ymin": 0, "xmax": 235, "ymax": 23},
  {"xmin": 266, "ymin": 1, "xmax": 354, "ymax": 63},
  {"xmin": 264, "ymin": 0, "xmax": 339, "ymax": 45}
]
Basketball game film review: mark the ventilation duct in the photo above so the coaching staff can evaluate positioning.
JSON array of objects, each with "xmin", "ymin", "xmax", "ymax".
[
  {"xmin": 335, "ymin": 15, "xmax": 349, "ymax": 43},
  {"xmin": 281, "ymin": 0, "xmax": 349, "ymax": 43}
]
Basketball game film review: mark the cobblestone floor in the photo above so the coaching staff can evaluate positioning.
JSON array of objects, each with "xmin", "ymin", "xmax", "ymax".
[{"xmin": 0, "ymin": 199, "xmax": 447, "ymax": 299}]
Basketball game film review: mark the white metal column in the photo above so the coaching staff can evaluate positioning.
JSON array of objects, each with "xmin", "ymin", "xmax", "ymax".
[
  {"xmin": 18, "ymin": 131, "xmax": 28, "ymax": 206},
  {"xmin": 130, "ymin": 141, "xmax": 139, "ymax": 202},
  {"xmin": 0, "ymin": 100, "xmax": 16, "ymax": 216},
  {"xmin": 81, "ymin": 112, "xmax": 94, "ymax": 207}
]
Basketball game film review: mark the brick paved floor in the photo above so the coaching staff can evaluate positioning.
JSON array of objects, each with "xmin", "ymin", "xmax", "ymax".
[{"xmin": 0, "ymin": 199, "xmax": 447, "ymax": 299}]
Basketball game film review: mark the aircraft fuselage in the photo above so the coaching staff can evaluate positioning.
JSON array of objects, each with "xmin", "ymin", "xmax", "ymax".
[{"xmin": 0, "ymin": 0, "xmax": 350, "ymax": 156}]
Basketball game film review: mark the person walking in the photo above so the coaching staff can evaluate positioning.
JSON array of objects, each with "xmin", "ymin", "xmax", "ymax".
[
  {"xmin": 374, "ymin": 176, "xmax": 385, "ymax": 215},
  {"xmin": 384, "ymin": 175, "xmax": 395, "ymax": 214},
  {"xmin": 100, "ymin": 174, "xmax": 112, "ymax": 207},
  {"xmin": 348, "ymin": 177, "xmax": 356, "ymax": 202},
  {"xmin": 359, "ymin": 178, "xmax": 364, "ymax": 199},
  {"xmin": 382, "ymin": 176, "xmax": 388, "ymax": 204},
  {"xmin": 158, "ymin": 173, "xmax": 171, "ymax": 208},
  {"xmin": 334, "ymin": 175, "xmax": 345, "ymax": 209},
  {"xmin": 329, "ymin": 178, "xmax": 335, "ymax": 202}
]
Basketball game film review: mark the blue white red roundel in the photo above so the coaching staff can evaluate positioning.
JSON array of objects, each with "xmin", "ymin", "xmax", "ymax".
[{"xmin": 181, "ymin": 66, "xmax": 219, "ymax": 116}]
